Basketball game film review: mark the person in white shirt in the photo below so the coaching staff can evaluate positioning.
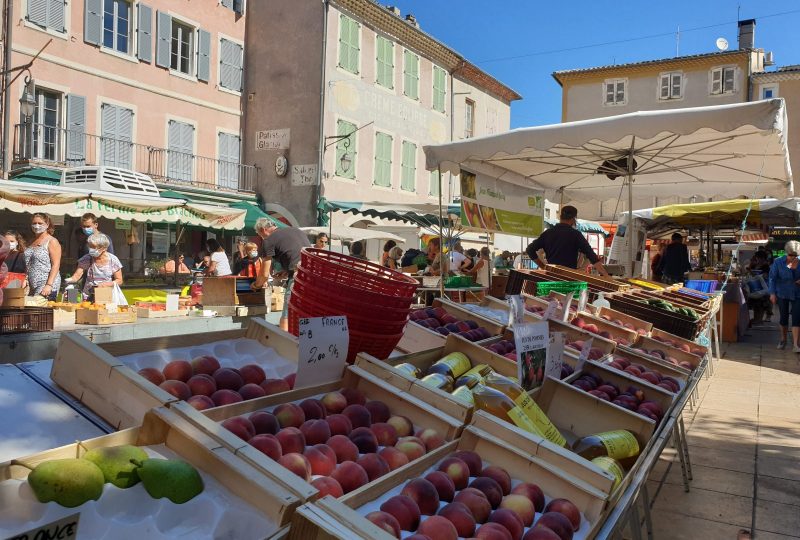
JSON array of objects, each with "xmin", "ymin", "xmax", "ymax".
[
  {"xmin": 205, "ymin": 238, "xmax": 232, "ymax": 277},
  {"xmin": 449, "ymin": 242, "xmax": 467, "ymax": 272}
]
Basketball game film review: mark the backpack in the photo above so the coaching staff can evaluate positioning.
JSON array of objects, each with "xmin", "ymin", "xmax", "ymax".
[{"xmin": 401, "ymin": 248, "xmax": 423, "ymax": 267}]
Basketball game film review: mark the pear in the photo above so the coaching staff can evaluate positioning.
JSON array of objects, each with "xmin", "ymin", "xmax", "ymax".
[
  {"xmin": 133, "ymin": 458, "xmax": 204, "ymax": 504},
  {"xmin": 83, "ymin": 445, "xmax": 149, "ymax": 489},
  {"xmin": 17, "ymin": 458, "xmax": 104, "ymax": 508}
]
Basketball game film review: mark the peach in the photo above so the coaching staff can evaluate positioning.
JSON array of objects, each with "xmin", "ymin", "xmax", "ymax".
[
  {"xmin": 379, "ymin": 446, "xmax": 410, "ymax": 470},
  {"xmin": 320, "ymin": 391, "xmax": 348, "ymax": 414},
  {"xmin": 342, "ymin": 404, "xmax": 372, "ymax": 429},
  {"xmin": 186, "ymin": 395, "xmax": 215, "ymax": 410},
  {"xmin": 239, "ymin": 383, "xmax": 267, "ymax": 400},
  {"xmin": 249, "ymin": 434, "xmax": 282, "ymax": 461},
  {"xmin": 278, "ymin": 452, "xmax": 311, "ymax": 481},
  {"xmin": 299, "ymin": 398, "xmax": 327, "ymax": 420},
  {"xmin": 163, "ymin": 360, "xmax": 193, "ymax": 382},
  {"xmin": 303, "ymin": 446, "xmax": 336, "ymax": 476},
  {"xmin": 405, "ymin": 535, "xmax": 432, "ymax": 540},
  {"xmin": 544, "ymin": 498, "xmax": 581, "ymax": 531},
  {"xmin": 454, "ymin": 488, "xmax": 492, "ymax": 523},
  {"xmin": 239, "ymin": 363, "xmax": 266, "ymax": 385},
  {"xmin": 340, "ymin": 387, "xmax": 366, "ymax": 406},
  {"xmin": 387, "ymin": 415, "xmax": 414, "ymax": 437},
  {"xmin": 476, "ymin": 522, "xmax": 514, "ymax": 540},
  {"xmin": 424, "ymin": 471, "xmax": 455, "ymax": 502},
  {"xmin": 365, "ymin": 400, "xmax": 391, "ymax": 423},
  {"xmin": 300, "ymin": 419, "xmax": 331, "ymax": 445},
  {"xmin": 330, "ymin": 461, "xmax": 369, "ymax": 494},
  {"xmin": 438, "ymin": 501, "xmax": 476, "ymax": 537},
  {"xmin": 327, "ymin": 434, "xmax": 359, "ymax": 463},
  {"xmin": 260, "ymin": 378, "xmax": 291, "ymax": 395},
  {"xmin": 500, "ymin": 495, "xmax": 535, "ymax": 527},
  {"xmin": 417, "ymin": 516, "xmax": 457, "ymax": 540},
  {"xmin": 357, "ymin": 452, "xmax": 390, "ymax": 481},
  {"xmin": 470, "ymin": 477, "xmax": 504, "ymax": 508},
  {"xmin": 415, "ymin": 428, "xmax": 446, "ymax": 451},
  {"xmin": 365, "ymin": 511, "xmax": 401, "ymax": 539},
  {"xmin": 249, "ymin": 411, "xmax": 280, "ymax": 435},
  {"xmin": 371, "ymin": 422, "xmax": 399, "ymax": 446},
  {"xmin": 523, "ymin": 527, "xmax": 562, "ymax": 540},
  {"xmin": 534, "ymin": 512, "xmax": 573, "ymax": 540},
  {"xmin": 452, "ymin": 450, "xmax": 483, "ymax": 476},
  {"xmin": 489, "ymin": 508, "xmax": 524, "ymax": 540},
  {"xmin": 276, "ymin": 427, "xmax": 306, "ymax": 455},
  {"xmin": 325, "ymin": 413, "xmax": 353, "ymax": 436},
  {"xmin": 311, "ymin": 476, "xmax": 343, "ymax": 498},
  {"xmin": 159, "ymin": 380, "xmax": 191, "ymax": 400},
  {"xmin": 481, "ymin": 465, "xmax": 512, "ymax": 495},
  {"xmin": 187, "ymin": 374, "xmax": 217, "ymax": 397},
  {"xmin": 400, "ymin": 478, "xmax": 440, "ymax": 515},
  {"xmin": 349, "ymin": 426, "xmax": 379, "ymax": 454},
  {"xmin": 222, "ymin": 416, "xmax": 256, "ymax": 441},
  {"xmin": 511, "ymin": 482, "xmax": 545, "ymax": 513},
  {"xmin": 312, "ymin": 443, "xmax": 336, "ymax": 464},
  {"xmin": 394, "ymin": 438, "xmax": 426, "ymax": 462},
  {"xmin": 437, "ymin": 457, "xmax": 471, "ymax": 489},
  {"xmin": 138, "ymin": 367, "xmax": 165, "ymax": 385},
  {"xmin": 283, "ymin": 372, "xmax": 296, "ymax": 389},
  {"xmin": 191, "ymin": 355, "xmax": 220, "ymax": 376},
  {"xmin": 380, "ymin": 494, "xmax": 421, "ymax": 532},
  {"xmin": 213, "ymin": 367, "xmax": 244, "ymax": 390},
  {"xmin": 274, "ymin": 403, "xmax": 306, "ymax": 429},
  {"xmin": 211, "ymin": 389, "xmax": 243, "ymax": 406}
]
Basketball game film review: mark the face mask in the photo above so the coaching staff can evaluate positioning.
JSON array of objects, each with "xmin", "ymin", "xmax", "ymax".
[
  {"xmin": 88, "ymin": 248, "xmax": 102, "ymax": 258},
  {"xmin": 8, "ymin": 241, "xmax": 17, "ymax": 250},
  {"xmin": 83, "ymin": 227, "xmax": 95, "ymax": 235},
  {"xmin": 249, "ymin": 251, "xmax": 259, "ymax": 259},
  {"xmin": 32, "ymin": 224, "xmax": 47, "ymax": 233}
]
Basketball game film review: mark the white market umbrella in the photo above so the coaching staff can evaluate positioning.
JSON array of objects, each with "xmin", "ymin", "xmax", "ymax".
[{"xmin": 300, "ymin": 225, "xmax": 405, "ymax": 243}]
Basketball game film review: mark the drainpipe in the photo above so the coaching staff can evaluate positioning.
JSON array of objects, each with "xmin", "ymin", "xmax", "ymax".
[
  {"xmin": 315, "ymin": 0, "xmax": 329, "ymax": 226},
  {"xmin": 1, "ymin": 0, "xmax": 14, "ymax": 176}
]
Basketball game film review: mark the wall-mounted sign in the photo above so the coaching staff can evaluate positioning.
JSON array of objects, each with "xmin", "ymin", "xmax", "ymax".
[
  {"xmin": 771, "ymin": 228, "xmax": 800, "ymax": 238},
  {"xmin": 255, "ymin": 129, "xmax": 291, "ymax": 151},
  {"xmin": 291, "ymin": 164, "xmax": 318, "ymax": 187},
  {"xmin": 115, "ymin": 218, "xmax": 131, "ymax": 230}
]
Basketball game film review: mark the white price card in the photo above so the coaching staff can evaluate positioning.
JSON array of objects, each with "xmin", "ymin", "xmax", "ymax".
[
  {"xmin": 507, "ymin": 295, "xmax": 525, "ymax": 327},
  {"xmin": 541, "ymin": 299, "xmax": 559, "ymax": 321},
  {"xmin": 515, "ymin": 321, "xmax": 549, "ymax": 391},
  {"xmin": 9, "ymin": 513, "xmax": 80, "ymax": 540},
  {"xmin": 561, "ymin": 292, "xmax": 575, "ymax": 322},
  {"xmin": 576, "ymin": 337, "xmax": 594, "ymax": 373},
  {"xmin": 577, "ymin": 289, "xmax": 589, "ymax": 313},
  {"xmin": 295, "ymin": 316, "xmax": 349, "ymax": 388},
  {"xmin": 545, "ymin": 332, "xmax": 566, "ymax": 381},
  {"xmin": 166, "ymin": 293, "xmax": 179, "ymax": 312}
]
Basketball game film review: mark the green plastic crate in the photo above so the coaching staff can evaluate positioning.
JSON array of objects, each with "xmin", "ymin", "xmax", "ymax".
[
  {"xmin": 445, "ymin": 275, "xmax": 475, "ymax": 288},
  {"xmin": 536, "ymin": 281, "xmax": 588, "ymax": 296}
]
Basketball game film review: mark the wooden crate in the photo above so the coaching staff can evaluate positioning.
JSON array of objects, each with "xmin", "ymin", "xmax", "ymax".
[
  {"xmin": 547, "ymin": 318, "xmax": 616, "ymax": 356},
  {"xmin": 313, "ymin": 425, "xmax": 608, "ymax": 538},
  {"xmin": 605, "ymin": 347, "xmax": 691, "ymax": 385},
  {"xmin": 544, "ymin": 264, "xmax": 631, "ymax": 292},
  {"xmin": 574, "ymin": 361, "xmax": 676, "ymax": 410},
  {"xmin": 596, "ymin": 306, "xmax": 653, "ymax": 335},
  {"xmin": 172, "ymin": 365, "xmax": 464, "ymax": 501},
  {"xmin": 287, "ymin": 503, "xmax": 395, "ymax": 540},
  {"xmin": 396, "ymin": 297, "xmax": 506, "ymax": 354},
  {"xmin": 75, "ymin": 307, "xmax": 137, "ymax": 325},
  {"xmin": 135, "ymin": 306, "xmax": 189, "ymax": 318},
  {"xmin": 50, "ymin": 318, "xmax": 299, "ymax": 429},
  {"xmin": 632, "ymin": 336, "xmax": 703, "ymax": 370},
  {"xmin": 649, "ymin": 328, "xmax": 709, "ymax": 357},
  {"xmin": 570, "ymin": 312, "xmax": 639, "ymax": 347},
  {"xmin": 202, "ymin": 276, "xmax": 267, "ymax": 306},
  {"xmin": 52, "ymin": 308, "xmax": 76, "ymax": 326},
  {"xmin": 0, "ymin": 407, "xmax": 299, "ymax": 535}
]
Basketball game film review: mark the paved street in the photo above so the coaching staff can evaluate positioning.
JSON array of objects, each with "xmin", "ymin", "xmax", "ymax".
[{"xmin": 644, "ymin": 322, "xmax": 800, "ymax": 539}]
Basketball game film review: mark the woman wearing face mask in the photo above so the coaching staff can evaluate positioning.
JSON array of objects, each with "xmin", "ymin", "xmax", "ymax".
[
  {"xmin": 24, "ymin": 213, "xmax": 61, "ymax": 299},
  {"xmin": 64, "ymin": 233, "xmax": 123, "ymax": 302},
  {"xmin": 3, "ymin": 231, "xmax": 26, "ymax": 273},
  {"xmin": 238, "ymin": 242, "xmax": 263, "ymax": 278}
]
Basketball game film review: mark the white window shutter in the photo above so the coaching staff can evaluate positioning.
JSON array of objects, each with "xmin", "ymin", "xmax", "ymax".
[
  {"xmin": 660, "ymin": 74, "xmax": 670, "ymax": 99},
  {"xmin": 155, "ymin": 11, "xmax": 171, "ymax": 68},
  {"xmin": 47, "ymin": 0, "xmax": 65, "ymax": 31},
  {"xmin": 616, "ymin": 81, "xmax": 625, "ymax": 103},
  {"xmin": 66, "ymin": 95, "xmax": 86, "ymax": 165},
  {"xmin": 605, "ymin": 82, "xmax": 615, "ymax": 103},
  {"xmin": 671, "ymin": 73, "xmax": 682, "ymax": 98},
  {"xmin": 197, "ymin": 30, "xmax": 211, "ymax": 82},
  {"xmin": 101, "ymin": 104, "xmax": 118, "ymax": 167},
  {"xmin": 118, "ymin": 108, "xmax": 133, "ymax": 169},
  {"xmin": 723, "ymin": 68, "xmax": 735, "ymax": 92},
  {"xmin": 711, "ymin": 69, "xmax": 722, "ymax": 94},
  {"xmin": 28, "ymin": 0, "xmax": 48, "ymax": 27},
  {"xmin": 137, "ymin": 4, "xmax": 153, "ymax": 63},
  {"xmin": 84, "ymin": 0, "xmax": 103, "ymax": 45}
]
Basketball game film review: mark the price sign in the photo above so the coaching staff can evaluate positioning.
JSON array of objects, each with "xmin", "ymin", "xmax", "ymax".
[
  {"xmin": 561, "ymin": 292, "xmax": 575, "ymax": 322},
  {"xmin": 541, "ymin": 299, "xmax": 559, "ymax": 321},
  {"xmin": 514, "ymin": 321, "xmax": 549, "ymax": 391},
  {"xmin": 166, "ymin": 293, "xmax": 179, "ymax": 312},
  {"xmin": 507, "ymin": 295, "xmax": 524, "ymax": 327},
  {"xmin": 577, "ymin": 289, "xmax": 589, "ymax": 313},
  {"xmin": 295, "ymin": 316, "xmax": 349, "ymax": 388},
  {"xmin": 576, "ymin": 337, "xmax": 594, "ymax": 373},
  {"xmin": 8, "ymin": 513, "xmax": 80, "ymax": 540},
  {"xmin": 545, "ymin": 332, "xmax": 566, "ymax": 380}
]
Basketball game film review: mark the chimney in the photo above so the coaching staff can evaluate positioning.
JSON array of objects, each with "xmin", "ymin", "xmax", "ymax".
[
  {"xmin": 738, "ymin": 19, "xmax": 755, "ymax": 50},
  {"xmin": 386, "ymin": 6, "xmax": 400, "ymax": 16},
  {"xmin": 405, "ymin": 13, "xmax": 419, "ymax": 28}
]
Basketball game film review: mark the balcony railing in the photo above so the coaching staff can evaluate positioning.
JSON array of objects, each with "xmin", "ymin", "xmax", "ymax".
[{"xmin": 13, "ymin": 123, "xmax": 258, "ymax": 193}]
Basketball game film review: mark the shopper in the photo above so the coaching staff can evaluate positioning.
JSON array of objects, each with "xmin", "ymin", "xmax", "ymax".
[
  {"xmin": 658, "ymin": 233, "xmax": 692, "ymax": 284},
  {"xmin": 465, "ymin": 247, "xmax": 492, "ymax": 287},
  {"xmin": 163, "ymin": 252, "xmax": 191, "ymax": 275},
  {"xmin": 386, "ymin": 246, "xmax": 403, "ymax": 270},
  {"xmin": 205, "ymin": 239, "xmax": 232, "ymax": 277},
  {"xmin": 64, "ymin": 233, "xmax": 123, "ymax": 302},
  {"xmin": 25, "ymin": 213, "xmax": 61, "ymax": 299},
  {"xmin": 238, "ymin": 242, "xmax": 263, "ymax": 278},
  {"xmin": 314, "ymin": 232, "xmax": 329, "ymax": 249},
  {"xmin": 449, "ymin": 242, "xmax": 468, "ymax": 272},
  {"xmin": 650, "ymin": 245, "xmax": 665, "ymax": 282},
  {"xmin": 193, "ymin": 252, "xmax": 210, "ymax": 274},
  {"xmin": 78, "ymin": 213, "xmax": 115, "ymax": 258},
  {"xmin": 424, "ymin": 237, "xmax": 442, "ymax": 275},
  {"xmin": 381, "ymin": 240, "xmax": 397, "ymax": 267},
  {"xmin": 526, "ymin": 206, "xmax": 610, "ymax": 276},
  {"xmin": 768, "ymin": 240, "xmax": 800, "ymax": 351},
  {"xmin": 748, "ymin": 251, "xmax": 771, "ymax": 275},
  {"xmin": 493, "ymin": 250, "xmax": 511, "ymax": 269},
  {"xmin": 251, "ymin": 218, "xmax": 310, "ymax": 331},
  {"xmin": 350, "ymin": 241, "xmax": 367, "ymax": 260},
  {"xmin": 3, "ymin": 231, "xmax": 26, "ymax": 273}
]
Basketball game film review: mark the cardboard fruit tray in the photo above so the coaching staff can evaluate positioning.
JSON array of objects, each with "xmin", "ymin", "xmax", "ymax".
[
  {"xmin": 569, "ymin": 312, "xmax": 639, "ymax": 347},
  {"xmin": 632, "ymin": 336, "xmax": 704, "ymax": 370},
  {"xmin": 604, "ymin": 347, "xmax": 691, "ymax": 386},
  {"xmin": 596, "ymin": 306, "xmax": 653, "ymax": 335}
]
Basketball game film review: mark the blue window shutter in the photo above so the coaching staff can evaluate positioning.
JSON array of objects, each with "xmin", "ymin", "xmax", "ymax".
[
  {"xmin": 28, "ymin": 0, "xmax": 48, "ymax": 27},
  {"xmin": 118, "ymin": 108, "xmax": 133, "ymax": 169},
  {"xmin": 66, "ymin": 95, "xmax": 86, "ymax": 166},
  {"xmin": 101, "ymin": 104, "xmax": 118, "ymax": 167},
  {"xmin": 47, "ymin": 0, "xmax": 65, "ymax": 31},
  {"xmin": 137, "ymin": 4, "xmax": 153, "ymax": 63},
  {"xmin": 221, "ymin": 0, "xmax": 233, "ymax": 8},
  {"xmin": 83, "ymin": 0, "xmax": 102, "ymax": 45},
  {"xmin": 155, "ymin": 11, "xmax": 171, "ymax": 68},
  {"xmin": 197, "ymin": 29, "xmax": 211, "ymax": 82},
  {"xmin": 232, "ymin": 0, "xmax": 243, "ymax": 14}
]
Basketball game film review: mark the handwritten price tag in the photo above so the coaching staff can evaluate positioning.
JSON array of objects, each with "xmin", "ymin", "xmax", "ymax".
[
  {"xmin": 576, "ymin": 337, "xmax": 594, "ymax": 373},
  {"xmin": 561, "ymin": 292, "xmax": 575, "ymax": 322},
  {"xmin": 577, "ymin": 289, "xmax": 589, "ymax": 313},
  {"xmin": 545, "ymin": 332, "xmax": 566, "ymax": 380},
  {"xmin": 541, "ymin": 299, "xmax": 559, "ymax": 321},
  {"xmin": 507, "ymin": 295, "xmax": 525, "ymax": 327},
  {"xmin": 8, "ymin": 513, "xmax": 80, "ymax": 540},
  {"xmin": 295, "ymin": 316, "xmax": 349, "ymax": 388}
]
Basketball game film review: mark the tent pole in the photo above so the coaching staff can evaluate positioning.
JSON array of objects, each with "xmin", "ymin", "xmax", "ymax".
[
  {"xmin": 328, "ymin": 208, "xmax": 332, "ymax": 251},
  {"xmin": 438, "ymin": 164, "xmax": 445, "ymax": 298},
  {"xmin": 627, "ymin": 174, "xmax": 634, "ymax": 277}
]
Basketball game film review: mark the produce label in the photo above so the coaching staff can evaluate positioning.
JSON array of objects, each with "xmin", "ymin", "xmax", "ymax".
[
  {"xmin": 8, "ymin": 513, "xmax": 80, "ymax": 540},
  {"xmin": 545, "ymin": 332, "xmax": 565, "ymax": 381},
  {"xmin": 541, "ymin": 299, "xmax": 559, "ymax": 321},
  {"xmin": 595, "ymin": 430, "xmax": 641, "ymax": 460},
  {"xmin": 459, "ymin": 170, "xmax": 544, "ymax": 236},
  {"xmin": 513, "ymin": 392, "xmax": 567, "ymax": 447},
  {"xmin": 295, "ymin": 316, "xmax": 349, "ymax": 388},
  {"xmin": 592, "ymin": 456, "xmax": 625, "ymax": 489},
  {"xmin": 561, "ymin": 292, "xmax": 575, "ymax": 322},
  {"xmin": 576, "ymin": 337, "xmax": 594, "ymax": 372},
  {"xmin": 507, "ymin": 295, "xmax": 524, "ymax": 327},
  {"xmin": 515, "ymin": 321, "xmax": 549, "ymax": 391},
  {"xmin": 505, "ymin": 403, "xmax": 546, "ymax": 438},
  {"xmin": 577, "ymin": 289, "xmax": 589, "ymax": 313}
]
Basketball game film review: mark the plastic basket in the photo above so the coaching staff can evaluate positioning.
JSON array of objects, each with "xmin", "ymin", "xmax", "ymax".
[
  {"xmin": 444, "ymin": 275, "xmax": 475, "ymax": 288},
  {"xmin": 288, "ymin": 290, "xmax": 408, "ymax": 335},
  {"xmin": 535, "ymin": 281, "xmax": 588, "ymax": 297},
  {"xmin": 608, "ymin": 297, "xmax": 699, "ymax": 339},
  {"xmin": 294, "ymin": 266, "xmax": 415, "ymax": 310},
  {"xmin": 0, "ymin": 307, "xmax": 54, "ymax": 334},
  {"xmin": 684, "ymin": 280, "xmax": 718, "ymax": 293}
]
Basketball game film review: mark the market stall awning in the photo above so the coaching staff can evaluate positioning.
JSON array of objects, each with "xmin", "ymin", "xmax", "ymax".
[
  {"xmin": 544, "ymin": 218, "xmax": 609, "ymax": 235},
  {"xmin": 325, "ymin": 200, "xmax": 461, "ymax": 228},
  {"xmin": 300, "ymin": 226, "xmax": 405, "ymax": 243},
  {"xmin": 0, "ymin": 181, "xmax": 246, "ymax": 229},
  {"xmin": 229, "ymin": 201, "xmax": 286, "ymax": 229},
  {"xmin": 632, "ymin": 198, "xmax": 800, "ymax": 228},
  {"xmin": 9, "ymin": 167, "xmax": 62, "ymax": 185}
]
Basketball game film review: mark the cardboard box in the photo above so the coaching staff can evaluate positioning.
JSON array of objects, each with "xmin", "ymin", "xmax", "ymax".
[
  {"xmin": 1, "ymin": 287, "xmax": 25, "ymax": 307},
  {"xmin": 135, "ymin": 306, "xmax": 189, "ymax": 318},
  {"xmin": 271, "ymin": 286, "xmax": 285, "ymax": 312},
  {"xmin": 547, "ymin": 318, "xmax": 617, "ymax": 356},
  {"xmin": 75, "ymin": 307, "xmax": 137, "ymax": 325},
  {"xmin": 52, "ymin": 308, "xmax": 76, "ymax": 326},
  {"xmin": 649, "ymin": 328, "xmax": 709, "ymax": 357},
  {"xmin": 203, "ymin": 277, "xmax": 267, "ymax": 306},
  {"xmin": 605, "ymin": 347, "xmax": 691, "ymax": 385}
]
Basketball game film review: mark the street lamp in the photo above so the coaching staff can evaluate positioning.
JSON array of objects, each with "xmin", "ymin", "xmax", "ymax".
[
  {"xmin": 338, "ymin": 137, "xmax": 353, "ymax": 173},
  {"xmin": 19, "ymin": 77, "xmax": 35, "ymax": 119},
  {"xmin": 323, "ymin": 121, "xmax": 373, "ymax": 175}
]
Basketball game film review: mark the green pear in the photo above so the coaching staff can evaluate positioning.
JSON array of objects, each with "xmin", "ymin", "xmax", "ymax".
[
  {"xmin": 133, "ymin": 458, "xmax": 204, "ymax": 504},
  {"xmin": 83, "ymin": 445, "xmax": 149, "ymax": 489},
  {"xmin": 20, "ymin": 458, "xmax": 105, "ymax": 508}
]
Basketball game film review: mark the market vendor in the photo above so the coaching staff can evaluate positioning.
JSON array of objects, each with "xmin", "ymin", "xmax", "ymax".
[
  {"xmin": 525, "ymin": 206, "xmax": 609, "ymax": 277},
  {"xmin": 252, "ymin": 218, "xmax": 310, "ymax": 331},
  {"xmin": 657, "ymin": 233, "xmax": 691, "ymax": 284},
  {"xmin": 64, "ymin": 233, "xmax": 123, "ymax": 302}
]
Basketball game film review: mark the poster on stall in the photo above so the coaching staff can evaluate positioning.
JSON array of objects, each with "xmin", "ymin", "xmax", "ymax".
[
  {"xmin": 460, "ymin": 170, "xmax": 544, "ymax": 237},
  {"xmin": 514, "ymin": 321, "xmax": 549, "ymax": 391}
]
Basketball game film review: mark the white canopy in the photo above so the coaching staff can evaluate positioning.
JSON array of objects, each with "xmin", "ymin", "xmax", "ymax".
[
  {"xmin": 425, "ymin": 99, "xmax": 793, "ymax": 202},
  {"xmin": 300, "ymin": 225, "xmax": 405, "ymax": 243}
]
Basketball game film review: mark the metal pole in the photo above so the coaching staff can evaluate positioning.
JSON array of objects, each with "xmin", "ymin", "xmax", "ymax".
[
  {"xmin": 628, "ymin": 175, "xmax": 634, "ymax": 277},
  {"xmin": 328, "ymin": 208, "xmax": 332, "ymax": 251},
  {"xmin": 1, "ymin": 0, "xmax": 14, "ymax": 175},
  {"xmin": 438, "ymin": 165, "xmax": 445, "ymax": 298}
]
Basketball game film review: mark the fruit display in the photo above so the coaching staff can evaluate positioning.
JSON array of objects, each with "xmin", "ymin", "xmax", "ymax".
[
  {"xmin": 596, "ymin": 312, "xmax": 649, "ymax": 336},
  {"xmin": 459, "ymin": 302, "xmax": 512, "ymax": 325},
  {"xmin": 564, "ymin": 340, "xmax": 606, "ymax": 361},
  {"xmin": 570, "ymin": 316, "xmax": 636, "ymax": 347},
  {"xmin": 570, "ymin": 373, "xmax": 665, "ymax": 422},
  {"xmin": 650, "ymin": 334, "xmax": 706, "ymax": 357},
  {"xmin": 483, "ymin": 338, "xmax": 575, "ymax": 379},
  {"xmin": 637, "ymin": 298, "xmax": 699, "ymax": 321},
  {"xmin": 605, "ymin": 356, "xmax": 683, "ymax": 393},
  {"xmin": 409, "ymin": 306, "xmax": 495, "ymax": 342}
]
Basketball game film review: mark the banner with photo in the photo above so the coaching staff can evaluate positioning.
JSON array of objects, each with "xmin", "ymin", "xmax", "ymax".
[{"xmin": 459, "ymin": 170, "xmax": 544, "ymax": 237}]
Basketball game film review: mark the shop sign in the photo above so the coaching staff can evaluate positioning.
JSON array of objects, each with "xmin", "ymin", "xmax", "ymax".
[
  {"xmin": 771, "ymin": 228, "xmax": 800, "ymax": 238},
  {"xmin": 115, "ymin": 218, "xmax": 131, "ymax": 230},
  {"xmin": 255, "ymin": 129, "xmax": 290, "ymax": 150},
  {"xmin": 459, "ymin": 170, "xmax": 544, "ymax": 236},
  {"xmin": 291, "ymin": 164, "xmax": 317, "ymax": 186},
  {"xmin": 295, "ymin": 316, "xmax": 349, "ymax": 388},
  {"xmin": 8, "ymin": 512, "xmax": 80, "ymax": 540}
]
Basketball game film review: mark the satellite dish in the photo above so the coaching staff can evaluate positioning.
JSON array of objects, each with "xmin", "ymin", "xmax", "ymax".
[{"xmin": 716, "ymin": 37, "xmax": 729, "ymax": 51}]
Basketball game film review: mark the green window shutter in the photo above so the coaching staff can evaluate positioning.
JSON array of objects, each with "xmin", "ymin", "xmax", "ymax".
[
  {"xmin": 429, "ymin": 170, "xmax": 440, "ymax": 196},
  {"xmin": 373, "ymin": 132, "xmax": 392, "ymax": 187},
  {"xmin": 404, "ymin": 50, "xmax": 419, "ymax": 100},
  {"xmin": 376, "ymin": 36, "xmax": 393, "ymax": 89},
  {"xmin": 401, "ymin": 141, "xmax": 416, "ymax": 192},
  {"xmin": 433, "ymin": 66, "xmax": 446, "ymax": 112},
  {"xmin": 338, "ymin": 15, "xmax": 359, "ymax": 74},
  {"xmin": 335, "ymin": 120, "xmax": 356, "ymax": 179}
]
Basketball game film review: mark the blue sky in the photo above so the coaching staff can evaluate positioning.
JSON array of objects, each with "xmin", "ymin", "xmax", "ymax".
[{"xmin": 386, "ymin": 0, "xmax": 800, "ymax": 128}]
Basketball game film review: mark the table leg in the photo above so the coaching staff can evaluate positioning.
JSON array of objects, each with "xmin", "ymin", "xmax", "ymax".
[
  {"xmin": 641, "ymin": 482, "xmax": 654, "ymax": 540},
  {"xmin": 673, "ymin": 424, "xmax": 690, "ymax": 492},
  {"xmin": 679, "ymin": 414, "xmax": 693, "ymax": 481},
  {"xmin": 629, "ymin": 495, "xmax": 644, "ymax": 540}
]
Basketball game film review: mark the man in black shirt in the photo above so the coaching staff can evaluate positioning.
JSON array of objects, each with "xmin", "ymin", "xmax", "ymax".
[
  {"xmin": 251, "ymin": 218, "xmax": 310, "ymax": 330},
  {"xmin": 77, "ymin": 213, "xmax": 115, "ymax": 258},
  {"xmin": 526, "ymin": 205, "xmax": 610, "ymax": 276},
  {"xmin": 658, "ymin": 233, "xmax": 691, "ymax": 284}
]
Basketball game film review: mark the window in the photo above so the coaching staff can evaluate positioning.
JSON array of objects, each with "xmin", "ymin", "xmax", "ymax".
[
  {"xmin": 167, "ymin": 120, "xmax": 194, "ymax": 182},
  {"xmin": 761, "ymin": 85, "xmax": 778, "ymax": 99},
  {"xmin": 659, "ymin": 71, "xmax": 682, "ymax": 100},
  {"xmin": 464, "ymin": 99, "xmax": 475, "ymax": 139},
  {"xmin": 156, "ymin": 13, "xmax": 209, "ymax": 80},
  {"xmin": 100, "ymin": 103, "xmax": 134, "ymax": 169},
  {"xmin": 30, "ymin": 89, "xmax": 61, "ymax": 161},
  {"xmin": 373, "ymin": 132, "xmax": 392, "ymax": 187},
  {"xmin": 376, "ymin": 36, "xmax": 394, "ymax": 89},
  {"xmin": 171, "ymin": 20, "xmax": 194, "ymax": 74},
  {"xmin": 429, "ymin": 169, "xmax": 440, "ymax": 197},
  {"xmin": 403, "ymin": 50, "xmax": 419, "ymax": 99},
  {"xmin": 219, "ymin": 38, "xmax": 244, "ymax": 92},
  {"xmin": 218, "ymin": 132, "xmax": 241, "ymax": 189},
  {"xmin": 27, "ymin": 0, "xmax": 65, "ymax": 32},
  {"xmin": 338, "ymin": 15, "xmax": 359, "ymax": 74},
  {"xmin": 103, "ymin": 0, "xmax": 131, "ymax": 53},
  {"xmin": 604, "ymin": 79, "xmax": 626, "ymax": 105},
  {"xmin": 433, "ymin": 66, "xmax": 446, "ymax": 113},
  {"xmin": 220, "ymin": 0, "xmax": 244, "ymax": 14},
  {"xmin": 401, "ymin": 141, "xmax": 416, "ymax": 192},
  {"xmin": 711, "ymin": 67, "xmax": 735, "ymax": 95},
  {"xmin": 335, "ymin": 119, "xmax": 356, "ymax": 179}
]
